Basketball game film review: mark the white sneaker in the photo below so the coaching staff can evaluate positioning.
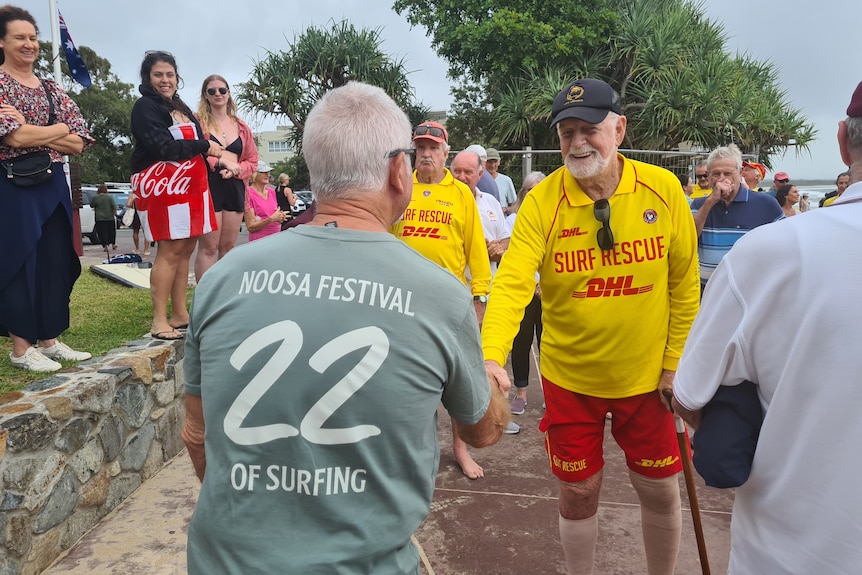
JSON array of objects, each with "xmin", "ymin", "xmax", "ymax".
[
  {"xmin": 39, "ymin": 342, "xmax": 92, "ymax": 362},
  {"xmin": 504, "ymin": 421, "xmax": 521, "ymax": 435},
  {"xmin": 10, "ymin": 347, "xmax": 62, "ymax": 372}
]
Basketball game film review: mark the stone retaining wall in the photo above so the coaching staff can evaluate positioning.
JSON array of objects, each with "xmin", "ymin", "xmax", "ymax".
[{"xmin": 0, "ymin": 338, "xmax": 186, "ymax": 575}]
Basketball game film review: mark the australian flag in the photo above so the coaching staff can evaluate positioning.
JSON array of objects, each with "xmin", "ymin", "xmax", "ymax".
[{"xmin": 58, "ymin": 12, "xmax": 92, "ymax": 88}]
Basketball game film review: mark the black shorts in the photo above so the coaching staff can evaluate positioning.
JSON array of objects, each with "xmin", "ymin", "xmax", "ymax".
[{"xmin": 208, "ymin": 175, "xmax": 245, "ymax": 213}]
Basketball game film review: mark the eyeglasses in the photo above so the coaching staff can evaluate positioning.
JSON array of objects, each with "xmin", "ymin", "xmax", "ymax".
[
  {"xmin": 695, "ymin": 173, "xmax": 708, "ymax": 180},
  {"xmin": 593, "ymin": 199, "xmax": 614, "ymax": 251},
  {"xmin": 413, "ymin": 124, "xmax": 447, "ymax": 142},
  {"xmin": 386, "ymin": 147, "xmax": 417, "ymax": 167},
  {"xmin": 775, "ymin": 178, "xmax": 789, "ymax": 183},
  {"xmin": 207, "ymin": 87, "xmax": 228, "ymax": 96}
]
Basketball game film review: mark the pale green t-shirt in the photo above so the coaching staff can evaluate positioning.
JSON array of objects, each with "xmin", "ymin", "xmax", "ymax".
[{"xmin": 185, "ymin": 226, "xmax": 490, "ymax": 574}]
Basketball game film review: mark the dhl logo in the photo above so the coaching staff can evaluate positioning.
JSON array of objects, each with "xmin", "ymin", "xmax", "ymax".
[
  {"xmin": 572, "ymin": 275, "xmax": 654, "ymax": 298},
  {"xmin": 635, "ymin": 456, "xmax": 679, "ymax": 468},
  {"xmin": 401, "ymin": 226, "xmax": 446, "ymax": 239},
  {"xmin": 558, "ymin": 227, "xmax": 588, "ymax": 239}
]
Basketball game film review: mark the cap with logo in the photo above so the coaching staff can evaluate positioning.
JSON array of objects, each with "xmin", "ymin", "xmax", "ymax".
[{"xmin": 550, "ymin": 78, "xmax": 622, "ymax": 128}]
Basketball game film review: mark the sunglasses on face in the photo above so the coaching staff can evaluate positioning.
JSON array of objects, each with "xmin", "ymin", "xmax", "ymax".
[
  {"xmin": 775, "ymin": 178, "xmax": 789, "ymax": 183},
  {"xmin": 386, "ymin": 147, "xmax": 417, "ymax": 167},
  {"xmin": 413, "ymin": 124, "xmax": 447, "ymax": 142},
  {"xmin": 695, "ymin": 173, "xmax": 708, "ymax": 179},
  {"xmin": 593, "ymin": 199, "xmax": 614, "ymax": 251},
  {"xmin": 207, "ymin": 87, "xmax": 228, "ymax": 96}
]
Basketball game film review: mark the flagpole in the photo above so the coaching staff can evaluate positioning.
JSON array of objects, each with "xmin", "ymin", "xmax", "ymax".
[{"xmin": 48, "ymin": 0, "xmax": 62, "ymax": 82}]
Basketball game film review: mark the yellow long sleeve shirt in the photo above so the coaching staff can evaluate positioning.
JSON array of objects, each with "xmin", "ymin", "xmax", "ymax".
[
  {"xmin": 390, "ymin": 169, "xmax": 491, "ymax": 297},
  {"xmin": 482, "ymin": 156, "xmax": 700, "ymax": 398}
]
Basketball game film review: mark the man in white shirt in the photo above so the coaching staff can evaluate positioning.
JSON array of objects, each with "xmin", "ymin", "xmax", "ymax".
[
  {"xmin": 672, "ymin": 80, "xmax": 862, "ymax": 575},
  {"xmin": 485, "ymin": 147, "xmax": 517, "ymax": 214}
]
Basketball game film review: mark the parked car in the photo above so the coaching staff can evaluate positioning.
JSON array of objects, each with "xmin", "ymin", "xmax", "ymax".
[
  {"xmin": 78, "ymin": 184, "xmax": 132, "ymax": 243},
  {"xmin": 292, "ymin": 190, "xmax": 313, "ymax": 216}
]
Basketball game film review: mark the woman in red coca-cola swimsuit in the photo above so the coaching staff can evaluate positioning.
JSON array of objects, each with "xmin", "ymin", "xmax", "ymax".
[{"xmin": 130, "ymin": 51, "xmax": 224, "ymax": 340}]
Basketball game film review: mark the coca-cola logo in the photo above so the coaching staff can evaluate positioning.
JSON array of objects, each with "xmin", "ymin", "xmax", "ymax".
[{"xmin": 132, "ymin": 160, "xmax": 197, "ymax": 198}]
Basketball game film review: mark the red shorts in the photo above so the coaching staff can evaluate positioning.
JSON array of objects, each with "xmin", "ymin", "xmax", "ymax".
[{"xmin": 539, "ymin": 377, "xmax": 684, "ymax": 482}]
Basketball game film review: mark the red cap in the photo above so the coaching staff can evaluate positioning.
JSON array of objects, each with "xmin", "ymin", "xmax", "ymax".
[
  {"xmin": 774, "ymin": 171, "xmax": 790, "ymax": 181},
  {"xmin": 743, "ymin": 161, "xmax": 766, "ymax": 179},
  {"xmin": 413, "ymin": 121, "xmax": 448, "ymax": 144},
  {"xmin": 848, "ymin": 81, "xmax": 862, "ymax": 117}
]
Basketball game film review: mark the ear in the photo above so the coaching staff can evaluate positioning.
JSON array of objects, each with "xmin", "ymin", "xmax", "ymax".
[
  {"xmin": 838, "ymin": 120, "xmax": 853, "ymax": 167},
  {"xmin": 387, "ymin": 154, "xmax": 410, "ymax": 207},
  {"xmin": 615, "ymin": 115, "xmax": 627, "ymax": 146}
]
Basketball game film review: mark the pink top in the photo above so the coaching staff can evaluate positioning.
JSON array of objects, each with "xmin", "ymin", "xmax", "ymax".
[{"xmin": 245, "ymin": 186, "xmax": 281, "ymax": 241}]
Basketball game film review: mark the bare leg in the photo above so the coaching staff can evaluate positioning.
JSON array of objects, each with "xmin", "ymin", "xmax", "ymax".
[
  {"xmin": 131, "ymin": 228, "xmax": 140, "ymax": 253},
  {"xmin": 9, "ymin": 333, "xmax": 33, "ymax": 357},
  {"xmin": 452, "ymin": 418, "xmax": 483, "ymax": 479},
  {"xmin": 559, "ymin": 471, "xmax": 603, "ymax": 575},
  {"xmin": 194, "ymin": 212, "xmax": 223, "ymax": 283},
  {"xmin": 217, "ymin": 210, "xmax": 244, "ymax": 259},
  {"xmin": 150, "ymin": 238, "xmax": 191, "ymax": 336},
  {"xmin": 169, "ymin": 238, "xmax": 197, "ymax": 328}
]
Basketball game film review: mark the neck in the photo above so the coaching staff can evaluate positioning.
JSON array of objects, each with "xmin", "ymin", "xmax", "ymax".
[
  {"xmin": 575, "ymin": 156, "xmax": 624, "ymax": 201},
  {"xmin": 1, "ymin": 63, "xmax": 35, "ymax": 81},
  {"xmin": 252, "ymin": 182, "xmax": 267, "ymax": 193},
  {"xmin": 416, "ymin": 169, "xmax": 445, "ymax": 185},
  {"xmin": 310, "ymin": 198, "xmax": 390, "ymax": 232},
  {"xmin": 211, "ymin": 108, "xmax": 229, "ymax": 120}
]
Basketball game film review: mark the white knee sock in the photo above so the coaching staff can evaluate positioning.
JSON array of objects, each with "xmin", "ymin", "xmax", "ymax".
[
  {"xmin": 628, "ymin": 471, "xmax": 681, "ymax": 575},
  {"xmin": 558, "ymin": 513, "xmax": 598, "ymax": 575}
]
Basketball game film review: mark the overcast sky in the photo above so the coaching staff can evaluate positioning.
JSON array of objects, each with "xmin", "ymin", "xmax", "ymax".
[{"xmin": 31, "ymin": 0, "xmax": 860, "ymax": 179}]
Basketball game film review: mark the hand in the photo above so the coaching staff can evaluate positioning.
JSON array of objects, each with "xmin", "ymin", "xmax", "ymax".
[
  {"xmin": 486, "ymin": 239, "xmax": 505, "ymax": 261},
  {"xmin": 657, "ymin": 369, "xmax": 675, "ymax": 412},
  {"xmin": 712, "ymin": 178, "xmax": 735, "ymax": 202},
  {"xmin": 485, "ymin": 360, "xmax": 512, "ymax": 395},
  {"xmin": 206, "ymin": 141, "xmax": 225, "ymax": 158},
  {"xmin": 671, "ymin": 396, "xmax": 702, "ymax": 430},
  {"xmin": 0, "ymin": 104, "xmax": 25, "ymax": 124},
  {"xmin": 270, "ymin": 209, "xmax": 287, "ymax": 223}
]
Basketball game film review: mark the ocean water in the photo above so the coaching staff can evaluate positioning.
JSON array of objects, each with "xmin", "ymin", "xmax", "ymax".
[{"xmin": 795, "ymin": 185, "xmax": 836, "ymax": 210}]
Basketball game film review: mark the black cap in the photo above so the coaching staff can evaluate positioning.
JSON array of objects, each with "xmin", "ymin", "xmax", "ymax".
[{"xmin": 550, "ymin": 79, "xmax": 622, "ymax": 128}]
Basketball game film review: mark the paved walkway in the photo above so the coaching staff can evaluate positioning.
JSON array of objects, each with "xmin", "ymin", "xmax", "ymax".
[{"xmin": 44, "ymin": 337, "xmax": 732, "ymax": 574}]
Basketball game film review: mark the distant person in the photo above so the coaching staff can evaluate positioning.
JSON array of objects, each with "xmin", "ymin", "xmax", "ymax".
[
  {"xmin": 690, "ymin": 160, "xmax": 711, "ymax": 198},
  {"xmin": 182, "ymin": 81, "xmax": 509, "ymax": 575},
  {"xmin": 125, "ymin": 195, "xmax": 149, "ymax": 256},
  {"xmin": 274, "ymin": 172, "xmax": 296, "ymax": 229},
  {"xmin": 90, "ymin": 184, "xmax": 118, "ymax": 251},
  {"xmin": 194, "ymin": 74, "xmax": 259, "ymax": 281},
  {"xmin": 741, "ymin": 160, "xmax": 766, "ymax": 191},
  {"xmin": 485, "ymin": 147, "xmax": 517, "ymax": 213},
  {"xmin": 821, "ymin": 171, "xmax": 851, "ymax": 207},
  {"xmin": 672, "ymin": 79, "xmax": 862, "ymax": 575},
  {"xmin": 765, "ymin": 171, "xmax": 790, "ymax": 197},
  {"xmin": 798, "ymin": 192, "xmax": 811, "ymax": 212},
  {"xmin": 691, "ymin": 144, "xmax": 784, "ymax": 286},
  {"xmin": 465, "ymin": 143, "xmax": 501, "ymax": 203},
  {"xmin": 391, "ymin": 120, "xmax": 494, "ymax": 479},
  {"xmin": 482, "ymin": 78, "xmax": 700, "ymax": 575},
  {"xmin": 244, "ymin": 160, "xmax": 287, "ymax": 241},
  {"xmin": 0, "ymin": 5, "xmax": 94, "ymax": 372},
  {"xmin": 504, "ymin": 171, "xmax": 546, "ymax": 416},
  {"xmin": 130, "ymin": 51, "xmax": 224, "ymax": 340},
  {"xmin": 678, "ymin": 173, "xmax": 694, "ymax": 201},
  {"xmin": 775, "ymin": 184, "xmax": 800, "ymax": 217}
]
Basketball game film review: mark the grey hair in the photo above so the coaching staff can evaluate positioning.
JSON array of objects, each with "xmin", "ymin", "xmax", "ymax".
[
  {"xmin": 521, "ymin": 171, "xmax": 546, "ymax": 192},
  {"xmin": 845, "ymin": 116, "xmax": 862, "ymax": 153},
  {"xmin": 706, "ymin": 143, "xmax": 743, "ymax": 171},
  {"xmin": 303, "ymin": 82, "xmax": 412, "ymax": 201}
]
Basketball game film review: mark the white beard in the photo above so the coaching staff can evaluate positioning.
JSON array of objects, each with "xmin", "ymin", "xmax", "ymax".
[{"xmin": 564, "ymin": 147, "xmax": 610, "ymax": 180}]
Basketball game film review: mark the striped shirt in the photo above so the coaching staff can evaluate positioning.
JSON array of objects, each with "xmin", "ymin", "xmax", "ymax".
[{"xmin": 691, "ymin": 186, "xmax": 784, "ymax": 282}]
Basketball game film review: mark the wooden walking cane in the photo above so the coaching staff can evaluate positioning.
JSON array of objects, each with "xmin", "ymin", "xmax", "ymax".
[{"xmin": 664, "ymin": 390, "xmax": 710, "ymax": 575}]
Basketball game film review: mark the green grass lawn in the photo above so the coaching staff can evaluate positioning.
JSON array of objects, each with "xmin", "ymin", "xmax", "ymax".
[{"xmin": 0, "ymin": 268, "xmax": 193, "ymax": 394}]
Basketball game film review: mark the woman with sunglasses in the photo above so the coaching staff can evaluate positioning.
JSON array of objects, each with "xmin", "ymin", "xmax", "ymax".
[
  {"xmin": 194, "ymin": 74, "xmax": 259, "ymax": 281},
  {"xmin": 130, "ymin": 51, "xmax": 223, "ymax": 340}
]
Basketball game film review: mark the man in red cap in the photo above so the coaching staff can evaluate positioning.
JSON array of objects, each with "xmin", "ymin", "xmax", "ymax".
[
  {"xmin": 765, "ymin": 170, "xmax": 790, "ymax": 197},
  {"xmin": 391, "ymin": 121, "xmax": 497, "ymax": 479},
  {"xmin": 673, "ymin": 79, "xmax": 862, "ymax": 574}
]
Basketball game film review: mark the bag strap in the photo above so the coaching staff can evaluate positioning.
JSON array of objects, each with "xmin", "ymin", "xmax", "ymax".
[{"xmin": 38, "ymin": 78, "xmax": 57, "ymax": 126}]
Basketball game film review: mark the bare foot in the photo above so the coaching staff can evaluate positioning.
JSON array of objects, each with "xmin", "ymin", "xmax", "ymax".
[{"xmin": 454, "ymin": 450, "xmax": 484, "ymax": 479}]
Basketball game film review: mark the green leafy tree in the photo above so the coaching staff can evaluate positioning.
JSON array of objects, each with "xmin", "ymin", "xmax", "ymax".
[
  {"xmin": 236, "ymin": 19, "xmax": 429, "ymax": 151},
  {"xmin": 36, "ymin": 43, "xmax": 136, "ymax": 183}
]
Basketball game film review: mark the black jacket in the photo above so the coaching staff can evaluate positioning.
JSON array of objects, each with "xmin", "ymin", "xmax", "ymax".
[{"xmin": 130, "ymin": 84, "xmax": 209, "ymax": 174}]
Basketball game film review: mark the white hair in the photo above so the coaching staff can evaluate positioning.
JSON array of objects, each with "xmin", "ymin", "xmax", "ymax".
[
  {"xmin": 706, "ymin": 143, "xmax": 743, "ymax": 170},
  {"xmin": 303, "ymin": 82, "xmax": 412, "ymax": 201},
  {"xmin": 845, "ymin": 115, "xmax": 862, "ymax": 153}
]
